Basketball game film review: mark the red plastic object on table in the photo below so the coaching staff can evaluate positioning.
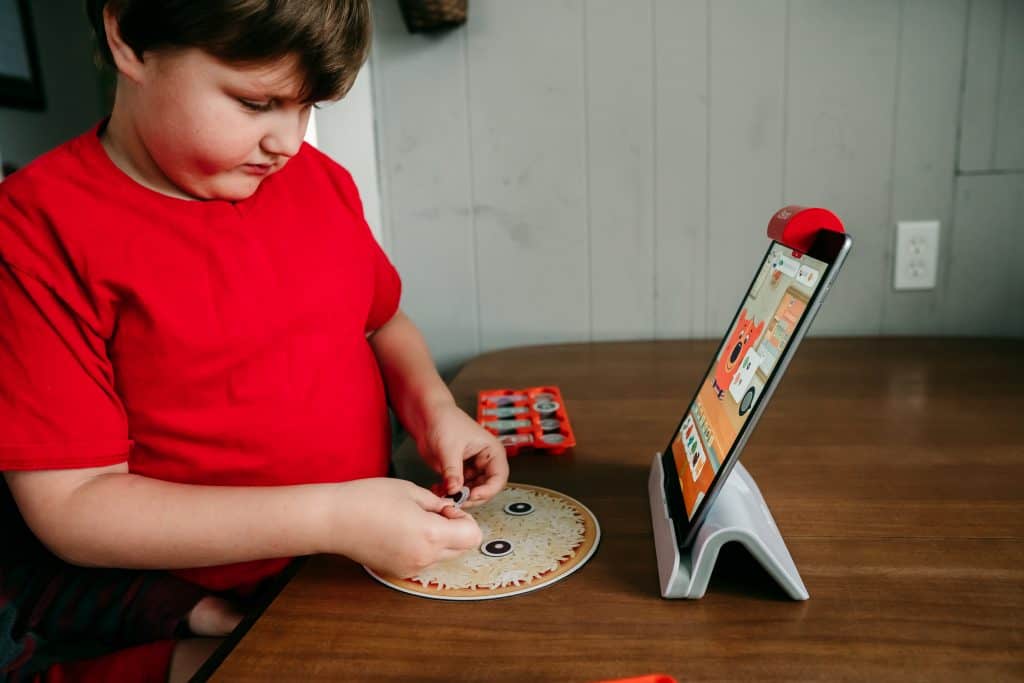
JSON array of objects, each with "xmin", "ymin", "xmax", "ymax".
[
  {"xmin": 476, "ymin": 386, "xmax": 576, "ymax": 455},
  {"xmin": 766, "ymin": 205, "xmax": 845, "ymax": 252},
  {"xmin": 593, "ymin": 676, "xmax": 678, "ymax": 683}
]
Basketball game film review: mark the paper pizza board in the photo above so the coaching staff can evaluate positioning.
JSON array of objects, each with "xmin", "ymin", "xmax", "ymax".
[{"xmin": 366, "ymin": 483, "xmax": 600, "ymax": 601}]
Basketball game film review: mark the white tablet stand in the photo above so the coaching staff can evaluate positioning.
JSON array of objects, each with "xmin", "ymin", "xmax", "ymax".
[
  {"xmin": 644, "ymin": 206, "xmax": 844, "ymax": 601},
  {"xmin": 648, "ymin": 453, "xmax": 808, "ymax": 600}
]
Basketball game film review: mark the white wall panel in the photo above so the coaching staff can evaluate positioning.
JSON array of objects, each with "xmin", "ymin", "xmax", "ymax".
[
  {"xmin": 784, "ymin": 0, "xmax": 900, "ymax": 336},
  {"xmin": 653, "ymin": 0, "xmax": 710, "ymax": 340},
  {"xmin": 993, "ymin": 0, "xmax": 1024, "ymax": 169},
  {"xmin": 959, "ymin": 0, "xmax": 1004, "ymax": 172},
  {"xmin": 368, "ymin": 0, "xmax": 478, "ymax": 372},
  {"xmin": 882, "ymin": 0, "xmax": 967, "ymax": 335},
  {"xmin": 706, "ymin": 1, "xmax": 786, "ymax": 335},
  {"xmin": 367, "ymin": 0, "xmax": 1024, "ymax": 371},
  {"xmin": 945, "ymin": 175, "xmax": 1024, "ymax": 336},
  {"xmin": 467, "ymin": 0, "xmax": 590, "ymax": 351},
  {"xmin": 585, "ymin": 0, "xmax": 655, "ymax": 341}
]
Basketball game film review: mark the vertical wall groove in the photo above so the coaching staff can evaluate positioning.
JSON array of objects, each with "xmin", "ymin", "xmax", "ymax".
[
  {"xmin": 650, "ymin": 0, "xmax": 658, "ymax": 339},
  {"xmin": 582, "ymin": 1, "xmax": 593, "ymax": 342},
  {"xmin": 989, "ymin": 0, "xmax": 1008, "ymax": 167},
  {"xmin": 462, "ymin": 27, "xmax": 482, "ymax": 358},
  {"xmin": 880, "ymin": 0, "xmax": 906, "ymax": 334},
  {"xmin": 953, "ymin": 0, "xmax": 973, "ymax": 174},
  {"xmin": 781, "ymin": 0, "xmax": 791, "ymax": 205},
  {"xmin": 702, "ymin": 0, "xmax": 712, "ymax": 336}
]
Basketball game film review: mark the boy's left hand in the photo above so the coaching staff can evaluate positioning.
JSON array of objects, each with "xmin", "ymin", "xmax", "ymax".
[{"xmin": 417, "ymin": 403, "xmax": 508, "ymax": 506}]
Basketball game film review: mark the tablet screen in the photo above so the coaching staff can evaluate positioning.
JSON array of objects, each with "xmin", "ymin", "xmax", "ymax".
[{"xmin": 670, "ymin": 241, "xmax": 829, "ymax": 520}]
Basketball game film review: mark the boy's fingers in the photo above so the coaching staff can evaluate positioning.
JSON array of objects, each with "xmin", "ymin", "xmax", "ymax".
[
  {"xmin": 433, "ymin": 515, "xmax": 482, "ymax": 552},
  {"xmin": 467, "ymin": 473, "xmax": 506, "ymax": 503},
  {"xmin": 478, "ymin": 443, "xmax": 508, "ymax": 475},
  {"xmin": 466, "ymin": 445, "xmax": 509, "ymax": 504},
  {"xmin": 441, "ymin": 462, "xmax": 463, "ymax": 494},
  {"xmin": 438, "ymin": 504, "xmax": 468, "ymax": 520},
  {"xmin": 451, "ymin": 520, "xmax": 484, "ymax": 551},
  {"xmin": 417, "ymin": 485, "xmax": 474, "ymax": 518},
  {"xmin": 411, "ymin": 483, "xmax": 456, "ymax": 513}
]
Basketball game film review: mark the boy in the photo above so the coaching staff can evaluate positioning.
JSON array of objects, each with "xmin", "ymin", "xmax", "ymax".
[{"xmin": 0, "ymin": 0, "xmax": 507, "ymax": 679}]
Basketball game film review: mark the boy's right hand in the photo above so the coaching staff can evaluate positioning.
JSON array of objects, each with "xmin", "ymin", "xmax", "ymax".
[{"xmin": 326, "ymin": 478, "xmax": 482, "ymax": 578}]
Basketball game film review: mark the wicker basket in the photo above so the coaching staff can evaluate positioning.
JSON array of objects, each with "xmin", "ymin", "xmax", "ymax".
[{"xmin": 398, "ymin": 0, "xmax": 468, "ymax": 33}]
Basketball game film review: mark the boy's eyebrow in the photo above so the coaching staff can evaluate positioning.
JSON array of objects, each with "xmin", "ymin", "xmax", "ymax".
[
  {"xmin": 233, "ymin": 87, "xmax": 305, "ymax": 105},
  {"xmin": 237, "ymin": 80, "xmax": 302, "ymax": 101},
  {"xmin": 232, "ymin": 70, "xmax": 304, "ymax": 102},
  {"xmin": 228, "ymin": 55, "xmax": 308, "ymax": 102}
]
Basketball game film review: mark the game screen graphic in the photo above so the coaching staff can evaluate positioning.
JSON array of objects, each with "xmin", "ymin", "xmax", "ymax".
[{"xmin": 672, "ymin": 242, "xmax": 829, "ymax": 519}]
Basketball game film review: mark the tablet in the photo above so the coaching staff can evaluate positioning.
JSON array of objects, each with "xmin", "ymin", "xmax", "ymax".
[{"xmin": 661, "ymin": 228, "xmax": 852, "ymax": 550}]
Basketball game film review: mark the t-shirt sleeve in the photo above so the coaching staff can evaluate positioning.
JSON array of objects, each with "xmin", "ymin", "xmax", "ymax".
[
  {"xmin": 365, "ymin": 234, "xmax": 402, "ymax": 332},
  {"xmin": 325, "ymin": 158, "xmax": 402, "ymax": 332},
  {"xmin": 0, "ymin": 258, "xmax": 130, "ymax": 471}
]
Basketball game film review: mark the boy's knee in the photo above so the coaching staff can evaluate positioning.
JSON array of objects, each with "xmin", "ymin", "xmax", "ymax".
[
  {"xmin": 168, "ymin": 637, "xmax": 223, "ymax": 683},
  {"xmin": 186, "ymin": 595, "xmax": 244, "ymax": 637}
]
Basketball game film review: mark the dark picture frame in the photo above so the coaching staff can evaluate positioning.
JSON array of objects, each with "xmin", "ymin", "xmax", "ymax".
[{"xmin": 0, "ymin": 0, "xmax": 45, "ymax": 110}]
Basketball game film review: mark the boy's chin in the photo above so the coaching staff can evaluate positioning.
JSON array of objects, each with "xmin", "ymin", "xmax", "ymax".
[{"xmin": 197, "ymin": 175, "xmax": 264, "ymax": 202}]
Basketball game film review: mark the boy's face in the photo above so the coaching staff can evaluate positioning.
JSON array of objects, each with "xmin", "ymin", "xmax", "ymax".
[{"xmin": 129, "ymin": 48, "xmax": 313, "ymax": 201}]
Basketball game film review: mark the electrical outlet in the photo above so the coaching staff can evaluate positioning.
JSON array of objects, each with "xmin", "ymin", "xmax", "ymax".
[{"xmin": 894, "ymin": 220, "xmax": 940, "ymax": 290}]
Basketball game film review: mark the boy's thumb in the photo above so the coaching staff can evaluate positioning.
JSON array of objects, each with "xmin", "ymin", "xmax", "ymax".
[{"xmin": 441, "ymin": 462, "xmax": 463, "ymax": 493}]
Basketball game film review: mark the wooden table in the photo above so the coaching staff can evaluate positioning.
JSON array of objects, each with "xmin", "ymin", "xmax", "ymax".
[{"xmin": 208, "ymin": 338, "xmax": 1024, "ymax": 681}]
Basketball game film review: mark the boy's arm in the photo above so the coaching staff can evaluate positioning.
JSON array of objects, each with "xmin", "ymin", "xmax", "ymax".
[
  {"xmin": 368, "ymin": 310, "xmax": 508, "ymax": 503},
  {"xmin": 4, "ymin": 464, "xmax": 335, "ymax": 569},
  {"xmin": 4, "ymin": 466, "xmax": 479, "ymax": 576}
]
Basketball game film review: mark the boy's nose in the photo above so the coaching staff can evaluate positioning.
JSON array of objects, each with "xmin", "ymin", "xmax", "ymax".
[{"xmin": 261, "ymin": 116, "xmax": 305, "ymax": 158}]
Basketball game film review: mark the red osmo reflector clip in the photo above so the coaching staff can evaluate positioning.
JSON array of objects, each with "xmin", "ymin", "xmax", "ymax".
[{"xmin": 766, "ymin": 205, "xmax": 845, "ymax": 253}]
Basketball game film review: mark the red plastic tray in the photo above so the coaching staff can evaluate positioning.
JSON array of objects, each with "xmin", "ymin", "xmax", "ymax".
[{"xmin": 476, "ymin": 386, "xmax": 576, "ymax": 456}]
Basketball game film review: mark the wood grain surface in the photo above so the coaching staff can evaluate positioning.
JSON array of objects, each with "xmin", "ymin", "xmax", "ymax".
[{"xmin": 209, "ymin": 338, "xmax": 1024, "ymax": 682}]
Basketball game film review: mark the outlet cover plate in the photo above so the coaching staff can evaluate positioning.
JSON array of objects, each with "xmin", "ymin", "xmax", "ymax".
[{"xmin": 894, "ymin": 220, "xmax": 940, "ymax": 290}]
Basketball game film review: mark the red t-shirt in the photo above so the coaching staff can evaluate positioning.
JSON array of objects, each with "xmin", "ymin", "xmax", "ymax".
[{"xmin": 0, "ymin": 122, "xmax": 401, "ymax": 591}]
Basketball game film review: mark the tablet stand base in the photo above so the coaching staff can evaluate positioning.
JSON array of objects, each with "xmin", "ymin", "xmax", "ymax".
[{"xmin": 648, "ymin": 453, "xmax": 808, "ymax": 600}]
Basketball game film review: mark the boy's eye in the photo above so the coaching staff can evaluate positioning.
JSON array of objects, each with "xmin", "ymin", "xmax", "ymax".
[{"xmin": 238, "ymin": 98, "xmax": 273, "ymax": 112}]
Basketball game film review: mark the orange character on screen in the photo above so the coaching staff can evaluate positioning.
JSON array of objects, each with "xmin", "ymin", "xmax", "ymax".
[{"xmin": 712, "ymin": 309, "xmax": 764, "ymax": 399}]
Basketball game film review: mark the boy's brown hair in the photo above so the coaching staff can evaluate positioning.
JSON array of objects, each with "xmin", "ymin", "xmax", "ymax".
[{"xmin": 85, "ymin": 0, "xmax": 371, "ymax": 102}]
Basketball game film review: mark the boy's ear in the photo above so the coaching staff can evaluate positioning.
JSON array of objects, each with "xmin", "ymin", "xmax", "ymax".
[{"xmin": 102, "ymin": 5, "xmax": 145, "ymax": 83}]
